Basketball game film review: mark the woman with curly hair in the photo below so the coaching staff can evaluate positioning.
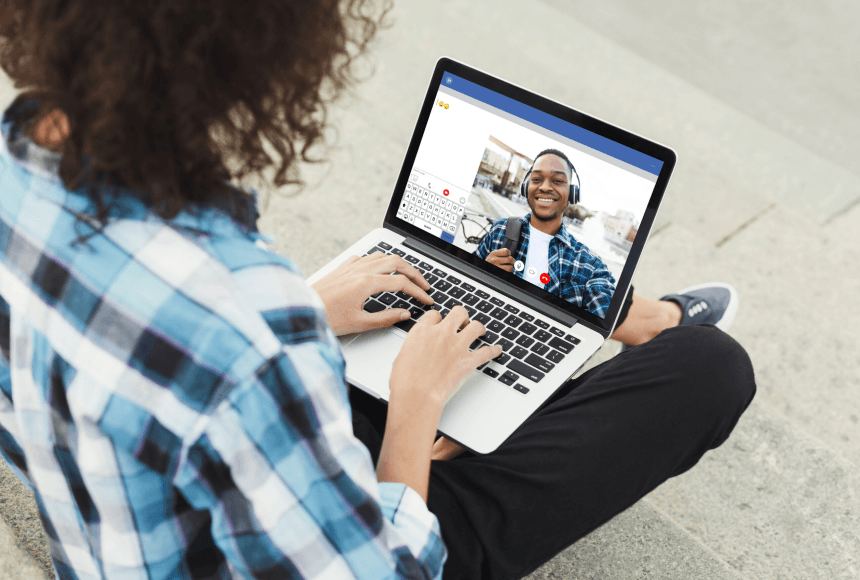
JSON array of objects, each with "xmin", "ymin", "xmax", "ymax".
[{"xmin": 0, "ymin": 1, "xmax": 756, "ymax": 579}]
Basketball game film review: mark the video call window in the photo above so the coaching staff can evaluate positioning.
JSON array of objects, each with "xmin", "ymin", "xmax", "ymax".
[{"xmin": 396, "ymin": 74, "xmax": 661, "ymax": 318}]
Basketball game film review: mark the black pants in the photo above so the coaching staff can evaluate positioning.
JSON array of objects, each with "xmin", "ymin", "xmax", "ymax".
[{"xmin": 350, "ymin": 324, "xmax": 756, "ymax": 580}]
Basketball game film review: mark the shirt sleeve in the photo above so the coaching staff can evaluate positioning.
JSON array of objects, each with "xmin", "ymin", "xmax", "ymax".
[
  {"xmin": 173, "ymin": 335, "xmax": 446, "ymax": 579},
  {"xmin": 583, "ymin": 254, "xmax": 617, "ymax": 318},
  {"xmin": 474, "ymin": 219, "xmax": 504, "ymax": 259}
]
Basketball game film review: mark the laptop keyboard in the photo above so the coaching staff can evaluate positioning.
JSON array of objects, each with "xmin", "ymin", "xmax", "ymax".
[{"xmin": 362, "ymin": 241, "xmax": 582, "ymax": 395}]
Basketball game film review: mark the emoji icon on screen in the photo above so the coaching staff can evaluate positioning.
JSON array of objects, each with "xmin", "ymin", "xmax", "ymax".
[
  {"xmin": 443, "ymin": 189, "xmax": 449, "ymax": 196},
  {"xmin": 444, "ymin": 103, "xmax": 449, "ymax": 109},
  {"xmin": 540, "ymin": 273, "xmax": 550, "ymax": 284},
  {"xmin": 438, "ymin": 101, "xmax": 444, "ymax": 107}
]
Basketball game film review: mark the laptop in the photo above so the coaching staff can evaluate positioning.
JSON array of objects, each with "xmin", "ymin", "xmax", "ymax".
[{"xmin": 307, "ymin": 57, "xmax": 676, "ymax": 454}]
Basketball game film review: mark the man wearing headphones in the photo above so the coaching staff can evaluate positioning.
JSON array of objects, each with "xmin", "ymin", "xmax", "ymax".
[{"xmin": 474, "ymin": 148, "xmax": 616, "ymax": 317}]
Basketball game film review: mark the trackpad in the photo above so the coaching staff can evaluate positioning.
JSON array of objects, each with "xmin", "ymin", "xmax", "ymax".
[{"xmin": 344, "ymin": 329, "xmax": 404, "ymax": 399}]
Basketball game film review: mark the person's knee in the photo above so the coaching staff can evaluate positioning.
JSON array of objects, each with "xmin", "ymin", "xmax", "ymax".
[{"xmin": 661, "ymin": 324, "xmax": 756, "ymax": 417}]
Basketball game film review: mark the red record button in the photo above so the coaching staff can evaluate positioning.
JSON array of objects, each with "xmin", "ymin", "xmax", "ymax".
[
  {"xmin": 539, "ymin": 273, "xmax": 550, "ymax": 284},
  {"xmin": 443, "ymin": 189, "xmax": 450, "ymax": 196}
]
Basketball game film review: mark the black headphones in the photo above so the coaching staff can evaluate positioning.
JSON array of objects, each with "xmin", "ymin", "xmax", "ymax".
[{"xmin": 519, "ymin": 154, "xmax": 581, "ymax": 205}]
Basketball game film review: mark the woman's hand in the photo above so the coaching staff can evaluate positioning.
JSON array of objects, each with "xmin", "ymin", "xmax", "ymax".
[
  {"xmin": 311, "ymin": 253, "xmax": 433, "ymax": 336},
  {"xmin": 389, "ymin": 306, "xmax": 501, "ymax": 408}
]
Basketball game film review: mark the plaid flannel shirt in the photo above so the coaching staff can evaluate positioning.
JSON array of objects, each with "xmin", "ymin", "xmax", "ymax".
[
  {"xmin": 474, "ymin": 215, "xmax": 616, "ymax": 317},
  {"xmin": 0, "ymin": 97, "xmax": 445, "ymax": 579}
]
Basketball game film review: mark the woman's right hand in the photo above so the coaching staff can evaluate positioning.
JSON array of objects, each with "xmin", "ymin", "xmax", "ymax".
[{"xmin": 389, "ymin": 306, "xmax": 501, "ymax": 408}]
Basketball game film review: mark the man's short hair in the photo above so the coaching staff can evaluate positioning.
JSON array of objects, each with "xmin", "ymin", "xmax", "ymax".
[{"xmin": 533, "ymin": 148, "xmax": 574, "ymax": 181}]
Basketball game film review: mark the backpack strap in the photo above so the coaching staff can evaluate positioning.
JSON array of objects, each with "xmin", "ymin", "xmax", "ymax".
[{"xmin": 502, "ymin": 217, "xmax": 522, "ymax": 255}]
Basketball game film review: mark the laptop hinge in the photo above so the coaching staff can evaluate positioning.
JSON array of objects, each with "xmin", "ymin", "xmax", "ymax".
[{"xmin": 402, "ymin": 236, "xmax": 580, "ymax": 329}]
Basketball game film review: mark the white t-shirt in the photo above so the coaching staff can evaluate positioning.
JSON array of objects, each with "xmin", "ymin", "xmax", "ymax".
[{"xmin": 524, "ymin": 227, "xmax": 553, "ymax": 289}]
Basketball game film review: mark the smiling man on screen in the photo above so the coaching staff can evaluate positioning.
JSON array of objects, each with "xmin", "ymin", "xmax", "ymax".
[{"xmin": 474, "ymin": 148, "xmax": 617, "ymax": 317}]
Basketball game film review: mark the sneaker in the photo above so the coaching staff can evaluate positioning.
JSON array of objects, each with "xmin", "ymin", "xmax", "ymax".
[
  {"xmin": 618, "ymin": 283, "xmax": 739, "ymax": 352},
  {"xmin": 661, "ymin": 282, "xmax": 739, "ymax": 332}
]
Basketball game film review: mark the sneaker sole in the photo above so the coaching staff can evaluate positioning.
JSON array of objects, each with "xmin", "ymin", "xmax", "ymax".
[{"xmin": 673, "ymin": 282, "xmax": 739, "ymax": 333}]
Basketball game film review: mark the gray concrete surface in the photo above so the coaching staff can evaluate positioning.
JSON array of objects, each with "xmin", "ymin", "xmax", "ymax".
[{"xmin": 1, "ymin": 0, "xmax": 859, "ymax": 578}]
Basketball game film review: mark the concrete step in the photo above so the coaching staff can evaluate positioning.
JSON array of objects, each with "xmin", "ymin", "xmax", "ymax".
[
  {"xmin": 525, "ymin": 499, "xmax": 746, "ymax": 580},
  {"xmin": 0, "ymin": 515, "xmax": 47, "ymax": 580}
]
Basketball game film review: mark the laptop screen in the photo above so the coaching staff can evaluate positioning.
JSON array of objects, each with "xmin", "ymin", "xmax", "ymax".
[{"xmin": 389, "ymin": 62, "xmax": 673, "ymax": 328}]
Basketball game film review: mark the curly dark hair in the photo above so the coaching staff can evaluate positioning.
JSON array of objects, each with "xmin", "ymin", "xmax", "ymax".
[{"xmin": 0, "ymin": 0, "xmax": 390, "ymax": 223}]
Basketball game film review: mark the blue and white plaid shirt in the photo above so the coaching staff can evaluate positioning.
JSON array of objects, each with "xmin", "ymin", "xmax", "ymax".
[
  {"xmin": 474, "ymin": 215, "xmax": 617, "ymax": 317},
  {"xmin": 0, "ymin": 97, "xmax": 445, "ymax": 579}
]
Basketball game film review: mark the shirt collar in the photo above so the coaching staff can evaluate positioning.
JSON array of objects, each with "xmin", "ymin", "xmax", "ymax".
[{"xmin": 523, "ymin": 213, "xmax": 575, "ymax": 249}]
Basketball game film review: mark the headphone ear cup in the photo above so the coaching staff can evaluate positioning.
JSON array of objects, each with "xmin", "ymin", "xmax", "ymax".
[
  {"xmin": 520, "ymin": 171, "xmax": 530, "ymax": 198},
  {"xmin": 570, "ymin": 183, "xmax": 580, "ymax": 205}
]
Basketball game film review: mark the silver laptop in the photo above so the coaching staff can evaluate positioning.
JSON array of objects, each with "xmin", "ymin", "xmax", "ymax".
[{"xmin": 307, "ymin": 58, "xmax": 676, "ymax": 454}]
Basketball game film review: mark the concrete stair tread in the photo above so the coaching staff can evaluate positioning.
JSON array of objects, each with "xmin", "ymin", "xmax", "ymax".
[{"xmin": 525, "ymin": 500, "xmax": 746, "ymax": 580}]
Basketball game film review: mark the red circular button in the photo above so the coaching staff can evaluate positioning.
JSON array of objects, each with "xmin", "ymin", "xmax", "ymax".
[
  {"xmin": 540, "ymin": 273, "xmax": 550, "ymax": 284},
  {"xmin": 443, "ymin": 189, "xmax": 450, "ymax": 196}
]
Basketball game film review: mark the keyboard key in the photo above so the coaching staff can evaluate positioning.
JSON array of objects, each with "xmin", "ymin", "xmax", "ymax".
[
  {"xmin": 515, "ymin": 335, "xmax": 535, "ymax": 348},
  {"xmin": 424, "ymin": 274, "xmax": 438, "ymax": 285},
  {"xmin": 530, "ymin": 343, "xmax": 550, "ymax": 356},
  {"xmin": 378, "ymin": 241, "xmax": 392, "ymax": 250},
  {"xmin": 394, "ymin": 318, "xmax": 416, "ymax": 333},
  {"xmin": 501, "ymin": 327, "xmax": 519, "ymax": 341},
  {"xmin": 519, "ymin": 322, "xmax": 537, "ymax": 336},
  {"xmin": 534, "ymin": 329, "xmax": 552, "ymax": 342},
  {"xmin": 465, "ymin": 306, "xmax": 477, "ymax": 317},
  {"xmin": 496, "ymin": 338, "xmax": 513, "ymax": 352},
  {"xmin": 368, "ymin": 247, "xmax": 386, "ymax": 254},
  {"xmin": 565, "ymin": 334, "xmax": 582, "ymax": 345},
  {"xmin": 520, "ymin": 312, "xmax": 535, "ymax": 322},
  {"xmin": 524, "ymin": 353, "xmax": 555, "ymax": 374},
  {"xmin": 461, "ymin": 283, "xmax": 476, "ymax": 292},
  {"xmin": 363, "ymin": 299, "xmax": 385, "ymax": 313},
  {"xmin": 440, "ymin": 308, "xmax": 450, "ymax": 317},
  {"xmin": 408, "ymin": 307, "xmax": 426, "ymax": 319},
  {"xmin": 378, "ymin": 293, "xmax": 396, "ymax": 305},
  {"xmin": 476, "ymin": 300, "xmax": 494, "ymax": 313},
  {"xmin": 484, "ymin": 331, "xmax": 499, "ymax": 344},
  {"xmin": 449, "ymin": 287, "xmax": 466, "ymax": 299},
  {"xmin": 475, "ymin": 290, "xmax": 490, "ymax": 299},
  {"xmin": 477, "ymin": 362, "xmax": 487, "ymax": 370},
  {"xmin": 487, "ymin": 320, "xmax": 505, "ymax": 334},
  {"xmin": 504, "ymin": 304, "xmax": 520, "ymax": 314},
  {"xmin": 549, "ymin": 337, "xmax": 575, "ymax": 354},
  {"xmin": 490, "ymin": 307, "xmax": 507, "ymax": 320},
  {"xmin": 395, "ymin": 291, "xmax": 411, "ymax": 301},
  {"xmin": 391, "ymin": 248, "xmax": 406, "ymax": 257},
  {"xmin": 419, "ymin": 261, "xmax": 433, "ymax": 270},
  {"xmin": 459, "ymin": 294, "xmax": 478, "ymax": 308},
  {"xmin": 482, "ymin": 367, "xmax": 499, "ymax": 378},
  {"xmin": 534, "ymin": 319, "xmax": 550, "ymax": 329},
  {"xmin": 469, "ymin": 339, "xmax": 482, "ymax": 350},
  {"xmin": 392, "ymin": 299, "xmax": 411, "ymax": 310},
  {"xmin": 433, "ymin": 279, "xmax": 452, "ymax": 292},
  {"xmin": 404, "ymin": 255, "xmax": 420, "ymax": 264},
  {"xmin": 511, "ymin": 346, "xmax": 529, "ymax": 359},
  {"xmin": 494, "ymin": 352, "xmax": 511, "ymax": 365},
  {"xmin": 546, "ymin": 350, "xmax": 565, "ymax": 364},
  {"xmin": 513, "ymin": 383, "xmax": 530, "ymax": 394},
  {"xmin": 431, "ymin": 303, "xmax": 444, "ymax": 311},
  {"xmin": 549, "ymin": 327, "xmax": 565, "ymax": 338},
  {"xmin": 447, "ymin": 275, "xmax": 462, "ymax": 285},
  {"xmin": 433, "ymin": 268, "xmax": 447, "ymax": 277},
  {"xmin": 507, "ymin": 360, "xmax": 545, "ymax": 383},
  {"xmin": 474, "ymin": 313, "xmax": 492, "ymax": 326},
  {"xmin": 504, "ymin": 315, "xmax": 523, "ymax": 329},
  {"xmin": 445, "ymin": 297, "xmax": 462, "ymax": 309},
  {"xmin": 499, "ymin": 371, "xmax": 519, "ymax": 386},
  {"xmin": 490, "ymin": 297, "xmax": 505, "ymax": 307}
]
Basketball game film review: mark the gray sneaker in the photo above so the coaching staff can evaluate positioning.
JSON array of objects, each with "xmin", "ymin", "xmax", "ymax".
[
  {"xmin": 660, "ymin": 282, "xmax": 739, "ymax": 332},
  {"xmin": 618, "ymin": 283, "xmax": 739, "ymax": 352}
]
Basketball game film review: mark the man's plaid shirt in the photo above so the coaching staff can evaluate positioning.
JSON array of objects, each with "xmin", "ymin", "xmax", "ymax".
[
  {"xmin": 0, "ymin": 98, "xmax": 445, "ymax": 579},
  {"xmin": 474, "ymin": 215, "xmax": 617, "ymax": 317}
]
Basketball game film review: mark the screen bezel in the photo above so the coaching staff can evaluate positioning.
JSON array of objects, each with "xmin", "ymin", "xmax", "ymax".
[{"xmin": 384, "ymin": 57, "xmax": 676, "ymax": 333}]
